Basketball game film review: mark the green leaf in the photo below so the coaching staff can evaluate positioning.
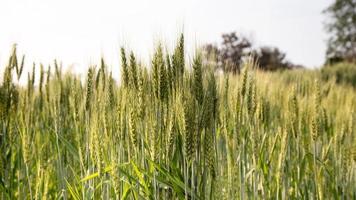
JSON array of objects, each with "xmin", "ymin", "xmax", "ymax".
[
  {"xmin": 66, "ymin": 179, "xmax": 81, "ymax": 200},
  {"xmin": 81, "ymin": 165, "xmax": 115, "ymax": 182},
  {"xmin": 121, "ymin": 183, "xmax": 132, "ymax": 200}
]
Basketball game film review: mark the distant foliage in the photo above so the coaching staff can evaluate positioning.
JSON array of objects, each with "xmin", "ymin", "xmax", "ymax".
[
  {"xmin": 323, "ymin": 0, "xmax": 356, "ymax": 64},
  {"xmin": 321, "ymin": 62, "xmax": 356, "ymax": 87},
  {"xmin": 203, "ymin": 32, "xmax": 251, "ymax": 73},
  {"xmin": 204, "ymin": 32, "xmax": 301, "ymax": 73},
  {"xmin": 252, "ymin": 46, "xmax": 299, "ymax": 71}
]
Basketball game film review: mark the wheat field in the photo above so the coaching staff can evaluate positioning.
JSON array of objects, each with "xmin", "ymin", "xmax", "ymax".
[{"xmin": 1, "ymin": 35, "xmax": 356, "ymax": 199}]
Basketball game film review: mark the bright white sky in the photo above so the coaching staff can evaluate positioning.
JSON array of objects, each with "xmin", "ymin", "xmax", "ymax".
[{"xmin": 0, "ymin": 0, "xmax": 333, "ymax": 80}]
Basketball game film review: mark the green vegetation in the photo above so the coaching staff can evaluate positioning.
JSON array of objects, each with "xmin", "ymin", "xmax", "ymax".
[
  {"xmin": 321, "ymin": 62, "xmax": 356, "ymax": 88},
  {"xmin": 323, "ymin": 0, "xmax": 356, "ymax": 63},
  {"xmin": 1, "ymin": 38, "xmax": 356, "ymax": 199}
]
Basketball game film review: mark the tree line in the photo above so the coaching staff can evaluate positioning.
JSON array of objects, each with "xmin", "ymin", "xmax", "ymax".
[{"xmin": 203, "ymin": 0, "xmax": 355, "ymax": 73}]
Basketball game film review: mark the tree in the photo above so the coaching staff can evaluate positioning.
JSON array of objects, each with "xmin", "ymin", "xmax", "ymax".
[
  {"xmin": 203, "ymin": 32, "xmax": 301, "ymax": 72},
  {"xmin": 324, "ymin": 0, "xmax": 356, "ymax": 64},
  {"xmin": 252, "ymin": 46, "xmax": 290, "ymax": 71},
  {"xmin": 220, "ymin": 32, "xmax": 251, "ymax": 73},
  {"xmin": 204, "ymin": 32, "xmax": 251, "ymax": 74}
]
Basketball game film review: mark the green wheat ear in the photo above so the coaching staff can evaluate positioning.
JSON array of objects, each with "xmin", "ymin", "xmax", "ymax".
[
  {"xmin": 192, "ymin": 53, "xmax": 203, "ymax": 105},
  {"xmin": 183, "ymin": 94, "xmax": 196, "ymax": 163},
  {"xmin": 31, "ymin": 63, "xmax": 35, "ymax": 87},
  {"xmin": 0, "ymin": 86, "xmax": 6, "ymax": 120},
  {"xmin": 46, "ymin": 65, "xmax": 51, "ymax": 104},
  {"xmin": 108, "ymin": 72, "xmax": 116, "ymax": 109},
  {"xmin": 289, "ymin": 86, "xmax": 299, "ymax": 138},
  {"xmin": 152, "ymin": 44, "xmax": 164, "ymax": 99},
  {"xmin": 18, "ymin": 55, "xmax": 25, "ymax": 80},
  {"xmin": 167, "ymin": 110, "xmax": 176, "ymax": 156},
  {"xmin": 276, "ymin": 126, "xmax": 289, "ymax": 186},
  {"xmin": 95, "ymin": 64, "xmax": 102, "ymax": 90},
  {"xmin": 204, "ymin": 72, "xmax": 218, "ymax": 177},
  {"xmin": 240, "ymin": 66, "xmax": 248, "ymax": 98},
  {"xmin": 39, "ymin": 64, "xmax": 44, "ymax": 93},
  {"xmin": 54, "ymin": 59, "xmax": 61, "ymax": 80},
  {"xmin": 95, "ymin": 57, "xmax": 107, "ymax": 91},
  {"xmin": 3, "ymin": 65, "xmax": 12, "ymax": 90},
  {"xmin": 39, "ymin": 64, "xmax": 44, "ymax": 109},
  {"xmin": 311, "ymin": 80, "xmax": 321, "ymax": 141},
  {"xmin": 247, "ymin": 76, "xmax": 257, "ymax": 116},
  {"xmin": 129, "ymin": 103, "xmax": 138, "ymax": 149},
  {"xmin": 178, "ymin": 33, "xmax": 185, "ymax": 77},
  {"xmin": 159, "ymin": 50, "xmax": 168, "ymax": 102},
  {"xmin": 85, "ymin": 67, "xmax": 95, "ymax": 112},
  {"xmin": 3, "ymin": 46, "xmax": 17, "ymax": 90},
  {"xmin": 166, "ymin": 53, "xmax": 173, "ymax": 93},
  {"xmin": 137, "ymin": 68, "xmax": 145, "ymax": 119},
  {"xmin": 172, "ymin": 34, "xmax": 185, "ymax": 88},
  {"xmin": 7, "ymin": 44, "xmax": 18, "ymax": 75},
  {"xmin": 120, "ymin": 47, "xmax": 129, "ymax": 87},
  {"xmin": 129, "ymin": 51, "xmax": 138, "ymax": 90}
]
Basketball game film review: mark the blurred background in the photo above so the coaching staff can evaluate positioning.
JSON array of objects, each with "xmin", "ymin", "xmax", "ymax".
[
  {"xmin": 0, "ymin": 0, "xmax": 355, "ymax": 85},
  {"xmin": 0, "ymin": 1, "xmax": 334, "ymax": 67}
]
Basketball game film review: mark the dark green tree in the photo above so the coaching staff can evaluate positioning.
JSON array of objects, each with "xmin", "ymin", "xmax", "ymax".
[
  {"xmin": 252, "ymin": 46, "xmax": 291, "ymax": 71},
  {"xmin": 324, "ymin": 0, "xmax": 356, "ymax": 64}
]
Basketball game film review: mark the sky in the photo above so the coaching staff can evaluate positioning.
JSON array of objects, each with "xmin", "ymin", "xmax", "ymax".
[{"xmin": 0, "ymin": 0, "xmax": 333, "ymax": 80}]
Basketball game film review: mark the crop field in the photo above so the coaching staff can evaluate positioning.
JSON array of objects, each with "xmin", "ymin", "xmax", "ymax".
[{"xmin": 1, "ymin": 36, "xmax": 356, "ymax": 199}]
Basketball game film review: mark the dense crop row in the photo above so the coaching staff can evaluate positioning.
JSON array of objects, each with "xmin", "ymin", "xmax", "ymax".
[{"xmin": 0, "ymin": 35, "xmax": 356, "ymax": 199}]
